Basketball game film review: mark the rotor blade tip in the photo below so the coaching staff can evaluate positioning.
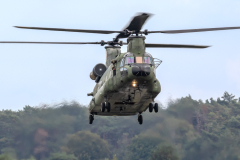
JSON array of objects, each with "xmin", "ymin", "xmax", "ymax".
[{"xmin": 136, "ymin": 12, "xmax": 154, "ymax": 17}]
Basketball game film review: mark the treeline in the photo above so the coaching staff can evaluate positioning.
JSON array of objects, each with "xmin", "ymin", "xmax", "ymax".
[{"xmin": 0, "ymin": 92, "xmax": 240, "ymax": 160}]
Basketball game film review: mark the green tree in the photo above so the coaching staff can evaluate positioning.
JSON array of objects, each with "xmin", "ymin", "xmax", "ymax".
[
  {"xmin": 1, "ymin": 93, "xmax": 240, "ymax": 160},
  {"xmin": 64, "ymin": 131, "xmax": 110, "ymax": 160},
  {"xmin": 21, "ymin": 156, "xmax": 36, "ymax": 160},
  {"xmin": 111, "ymin": 155, "xmax": 118, "ymax": 160},
  {"xmin": 151, "ymin": 145, "xmax": 179, "ymax": 160},
  {"xmin": 126, "ymin": 135, "xmax": 164, "ymax": 160},
  {"xmin": 0, "ymin": 154, "xmax": 14, "ymax": 160},
  {"xmin": 47, "ymin": 152, "xmax": 77, "ymax": 160},
  {"xmin": 221, "ymin": 91, "xmax": 236, "ymax": 103}
]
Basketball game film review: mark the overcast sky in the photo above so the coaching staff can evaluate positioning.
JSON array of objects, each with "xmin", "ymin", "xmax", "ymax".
[{"xmin": 0, "ymin": 0, "xmax": 240, "ymax": 110}]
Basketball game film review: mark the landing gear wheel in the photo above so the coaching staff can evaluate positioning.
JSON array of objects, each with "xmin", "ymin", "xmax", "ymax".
[
  {"xmin": 89, "ymin": 115, "xmax": 94, "ymax": 124},
  {"xmin": 138, "ymin": 115, "xmax": 143, "ymax": 125},
  {"xmin": 101, "ymin": 102, "xmax": 105, "ymax": 112},
  {"xmin": 149, "ymin": 103, "xmax": 153, "ymax": 112},
  {"xmin": 154, "ymin": 103, "xmax": 158, "ymax": 113},
  {"xmin": 106, "ymin": 102, "xmax": 111, "ymax": 112}
]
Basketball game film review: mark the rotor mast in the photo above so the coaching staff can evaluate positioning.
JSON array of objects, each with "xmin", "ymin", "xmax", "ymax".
[
  {"xmin": 105, "ymin": 35, "xmax": 146, "ymax": 68},
  {"xmin": 127, "ymin": 36, "xmax": 146, "ymax": 57}
]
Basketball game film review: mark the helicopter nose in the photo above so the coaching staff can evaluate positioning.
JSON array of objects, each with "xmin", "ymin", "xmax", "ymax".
[{"xmin": 132, "ymin": 64, "xmax": 151, "ymax": 76}]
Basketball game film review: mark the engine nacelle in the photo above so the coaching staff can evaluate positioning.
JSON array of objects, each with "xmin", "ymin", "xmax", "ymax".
[{"xmin": 90, "ymin": 63, "xmax": 107, "ymax": 82}]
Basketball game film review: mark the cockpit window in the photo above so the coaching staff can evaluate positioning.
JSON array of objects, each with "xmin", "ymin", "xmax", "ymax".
[
  {"xmin": 125, "ymin": 57, "xmax": 134, "ymax": 64},
  {"xmin": 136, "ymin": 57, "xmax": 143, "ymax": 63},
  {"xmin": 143, "ymin": 57, "xmax": 153, "ymax": 64},
  {"xmin": 122, "ymin": 52, "xmax": 153, "ymax": 65}
]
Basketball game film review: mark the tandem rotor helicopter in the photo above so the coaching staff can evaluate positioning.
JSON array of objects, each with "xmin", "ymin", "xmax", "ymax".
[{"xmin": 1, "ymin": 13, "xmax": 240, "ymax": 124}]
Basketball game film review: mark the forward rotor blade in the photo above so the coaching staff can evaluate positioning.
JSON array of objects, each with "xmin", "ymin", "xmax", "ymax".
[
  {"xmin": 0, "ymin": 41, "xmax": 101, "ymax": 44},
  {"xmin": 14, "ymin": 26, "xmax": 124, "ymax": 34},
  {"xmin": 150, "ymin": 26, "xmax": 240, "ymax": 34},
  {"xmin": 115, "ymin": 13, "xmax": 152, "ymax": 40},
  {"xmin": 145, "ymin": 43, "xmax": 210, "ymax": 49},
  {"xmin": 125, "ymin": 13, "xmax": 152, "ymax": 31},
  {"xmin": 0, "ymin": 41, "xmax": 129, "ymax": 46}
]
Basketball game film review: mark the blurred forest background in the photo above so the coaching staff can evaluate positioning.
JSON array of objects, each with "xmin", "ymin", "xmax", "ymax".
[{"xmin": 0, "ymin": 92, "xmax": 240, "ymax": 160}]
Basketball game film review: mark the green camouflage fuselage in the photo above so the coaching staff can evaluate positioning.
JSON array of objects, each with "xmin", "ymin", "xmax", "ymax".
[{"xmin": 88, "ymin": 36, "xmax": 161, "ymax": 116}]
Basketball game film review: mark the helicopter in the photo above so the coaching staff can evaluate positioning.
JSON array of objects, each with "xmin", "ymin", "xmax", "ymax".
[{"xmin": 1, "ymin": 13, "xmax": 240, "ymax": 125}]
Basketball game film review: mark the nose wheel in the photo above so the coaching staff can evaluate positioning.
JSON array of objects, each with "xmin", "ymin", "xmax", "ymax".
[
  {"xmin": 101, "ymin": 102, "xmax": 111, "ymax": 112},
  {"xmin": 149, "ymin": 103, "xmax": 153, "ymax": 112},
  {"xmin": 106, "ymin": 102, "xmax": 111, "ymax": 112},
  {"xmin": 101, "ymin": 102, "xmax": 106, "ymax": 112},
  {"xmin": 149, "ymin": 103, "xmax": 158, "ymax": 113}
]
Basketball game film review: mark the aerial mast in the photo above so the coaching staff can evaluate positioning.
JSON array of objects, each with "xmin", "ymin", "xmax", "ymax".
[{"xmin": 127, "ymin": 36, "xmax": 146, "ymax": 57}]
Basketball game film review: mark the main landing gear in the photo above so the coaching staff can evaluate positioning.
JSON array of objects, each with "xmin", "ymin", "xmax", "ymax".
[
  {"xmin": 149, "ymin": 103, "xmax": 158, "ymax": 113},
  {"xmin": 101, "ymin": 102, "xmax": 111, "ymax": 112},
  {"xmin": 89, "ymin": 101, "xmax": 111, "ymax": 125},
  {"xmin": 137, "ymin": 103, "xmax": 158, "ymax": 125},
  {"xmin": 89, "ymin": 114, "xmax": 94, "ymax": 124},
  {"xmin": 138, "ymin": 114, "xmax": 143, "ymax": 125}
]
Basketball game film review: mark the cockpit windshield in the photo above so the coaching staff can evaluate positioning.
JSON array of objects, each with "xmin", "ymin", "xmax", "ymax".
[
  {"xmin": 125, "ymin": 57, "xmax": 134, "ymax": 64},
  {"xmin": 143, "ymin": 57, "xmax": 152, "ymax": 64},
  {"xmin": 121, "ymin": 52, "xmax": 153, "ymax": 66}
]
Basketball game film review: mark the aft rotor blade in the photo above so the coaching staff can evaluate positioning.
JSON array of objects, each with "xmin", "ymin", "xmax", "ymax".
[
  {"xmin": 145, "ymin": 43, "xmax": 210, "ymax": 49},
  {"xmin": 0, "ymin": 41, "xmax": 101, "ymax": 44},
  {"xmin": 14, "ymin": 26, "xmax": 124, "ymax": 34},
  {"xmin": 150, "ymin": 26, "xmax": 240, "ymax": 34},
  {"xmin": 115, "ymin": 13, "xmax": 152, "ymax": 40}
]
